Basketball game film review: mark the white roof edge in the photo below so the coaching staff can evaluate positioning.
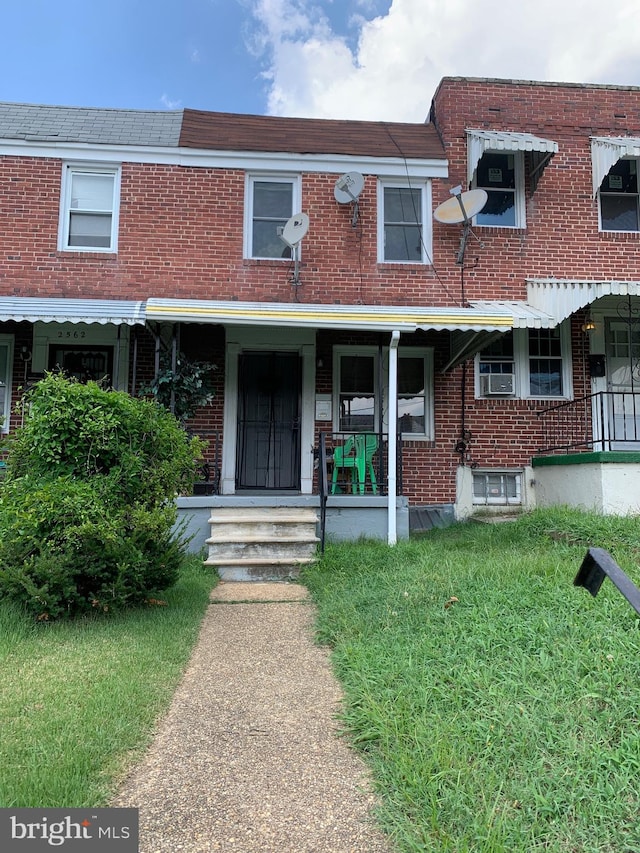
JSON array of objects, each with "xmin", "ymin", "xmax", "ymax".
[{"xmin": 0, "ymin": 137, "xmax": 448, "ymax": 178}]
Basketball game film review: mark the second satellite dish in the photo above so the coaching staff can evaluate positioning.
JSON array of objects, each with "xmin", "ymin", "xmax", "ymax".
[
  {"xmin": 281, "ymin": 212, "xmax": 310, "ymax": 248},
  {"xmin": 334, "ymin": 171, "xmax": 364, "ymax": 204},
  {"xmin": 434, "ymin": 189, "xmax": 488, "ymax": 224}
]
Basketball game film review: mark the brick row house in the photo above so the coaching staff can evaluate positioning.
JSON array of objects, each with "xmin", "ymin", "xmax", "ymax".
[{"xmin": 2, "ymin": 77, "xmax": 640, "ymax": 564}]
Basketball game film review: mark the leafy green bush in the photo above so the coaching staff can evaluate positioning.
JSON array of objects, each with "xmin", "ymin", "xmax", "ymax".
[{"xmin": 0, "ymin": 374, "xmax": 204, "ymax": 619}]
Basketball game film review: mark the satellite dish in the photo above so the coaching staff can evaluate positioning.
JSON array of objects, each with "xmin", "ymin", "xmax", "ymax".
[
  {"xmin": 334, "ymin": 171, "xmax": 365, "ymax": 204},
  {"xmin": 434, "ymin": 189, "xmax": 488, "ymax": 224},
  {"xmin": 280, "ymin": 212, "xmax": 309, "ymax": 248}
]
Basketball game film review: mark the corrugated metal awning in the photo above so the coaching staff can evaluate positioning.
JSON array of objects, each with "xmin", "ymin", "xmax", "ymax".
[
  {"xmin": 591, "ymin": 136, "xmax": 640, "ymax": 197},
  {"xmin": 469, "ymin": 300, "xmax": 556, "ymax": 329},
  {"xmin": 0, "ymin": 297, "xmax": 146, "ymax": 325},
  {"xmin": 527, "ymin": 278, "xmax": 640, "ymax": 323},
  {"xmin": 440, "ymin": 300, "xmax": 557, "ymax": 372},
  {"xmin": 467, "ymin": 129, "xmax": 558, "ymax": 193},
  {"xmin": 146, "ymin": 298, "xmax": 514, "ymax": 333}
]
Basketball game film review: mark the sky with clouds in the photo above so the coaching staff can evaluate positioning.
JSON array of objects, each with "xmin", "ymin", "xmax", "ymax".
[{"xmin": 2, "ymin": 0, "xmax": 640, "ymax": 122}]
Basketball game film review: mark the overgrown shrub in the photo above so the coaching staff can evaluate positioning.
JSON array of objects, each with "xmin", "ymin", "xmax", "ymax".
[{"xmin": 0, "ymin": 374, "xmax": 204, "ymax": 619}]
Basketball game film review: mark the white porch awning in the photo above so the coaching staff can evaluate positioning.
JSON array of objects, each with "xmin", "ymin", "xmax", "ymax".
[
  {"xmin": 591, "ymin": 136, "xmax": 640, "ymax": 197},
  {"xmin": 467, "ymin": 129, "xmax": 558, "ymax": 193},
  {"xmin": 0, "ymin": 297, "xmax": 146, "ymax": 325},
  {"xmin": 527, "ymin": 278, "xmax": 640, "ymax": 324},
  {"xmin": 146, "ymin": 298, "xmax": 515, "ymax": 334}
]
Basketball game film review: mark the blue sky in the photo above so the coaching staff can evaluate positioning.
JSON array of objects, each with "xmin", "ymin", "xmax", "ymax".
[{"xmin": 3, "ymin": 0, "xmax": 640, "ymax": 122}]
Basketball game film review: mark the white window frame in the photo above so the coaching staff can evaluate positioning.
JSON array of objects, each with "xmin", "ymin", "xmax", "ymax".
[
  {"xmin": 377, "ymin": 179, "xmax": 432, "ymax": 264},
  {"xmin": 597, "ymin": 157, "xmax": 640, "ymax": 233},
  {"xmin": 0, "ymin": 335, "xmax": 14, "ymax": 434},
  {"xmin": 333, "ymin": 346, "xmax": 380, "ymax": 434},
  {"xmin": 244, "ymin": 174, "xmax": 301, "ymax": 260},
  {"xmin": 58, "ymin": 163, "xmax": 121, "ymax": 252},
  {"xmin": 472, "ymin": 470, "xmax": 523, "ymax": 506},
  {"xmin": 472, "ymin": 151, "xmax": 525, "ymax": 229},
  {"xmin": 333, "ymin": 345, "xmax": 435, "ymax": 441},
  {"xmin": 475, "ymin": 325, "xmax": 572, "ymax": 401}
]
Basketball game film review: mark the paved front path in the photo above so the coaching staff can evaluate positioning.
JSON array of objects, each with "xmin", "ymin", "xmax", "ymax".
[{"xmin": 112, "ymin": 582, "xmax": 393, "ymax": 852}]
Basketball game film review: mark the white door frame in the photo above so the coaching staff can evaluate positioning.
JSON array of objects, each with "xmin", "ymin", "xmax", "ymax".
[{"xmin": 220, "ymin": 326, "xmax": 315, "ymax": 494}]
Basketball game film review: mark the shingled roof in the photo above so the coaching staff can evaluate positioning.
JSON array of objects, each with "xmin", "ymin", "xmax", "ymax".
[
  {"xmin": 0, "ymin": 101, "xmax": 444, "ymax": 161},
  {"xmin": 0, "ymin": 102, "xmax": 183, "ymax": 146},
  {"xmin": 179, "ymin": 109, "xmax": 444, "ymax": 159}
]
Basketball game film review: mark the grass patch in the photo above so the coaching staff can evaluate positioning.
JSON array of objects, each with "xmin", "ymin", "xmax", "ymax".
[
  {"xmin": 0, "ymin": 555, "xmax": 217, "ymax": 808},
  {"xmin": 302, "ymin": 508, "xmax": 640, "ymax": 853}
]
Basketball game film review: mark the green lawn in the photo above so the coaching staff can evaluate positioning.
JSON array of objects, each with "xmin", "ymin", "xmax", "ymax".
[
  {"xmin": 302, "ymin": 509, "xmax": 640, "ymax": 853},
  {"xmin": 0, "ymin": 555, "xmax": 216, "ymax": 808}
]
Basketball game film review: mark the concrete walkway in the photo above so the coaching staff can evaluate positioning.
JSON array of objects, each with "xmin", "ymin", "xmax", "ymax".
[{"xmin": 112, "ymin": 582, "xmax": 393, "ymax": 852}]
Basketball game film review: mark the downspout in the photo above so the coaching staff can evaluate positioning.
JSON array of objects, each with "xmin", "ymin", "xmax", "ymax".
[{"xmin": 388, "ymin": 330, "xmax": 400, "ymax": 545}]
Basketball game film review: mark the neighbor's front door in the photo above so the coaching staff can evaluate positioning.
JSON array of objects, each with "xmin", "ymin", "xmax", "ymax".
[
  {"xmin": 236, "ymin": 351, "xmax": 301, "ymax": 490},
  {"xmin": 605, "ymin": 318, "xmax": 640, "ymax": 447}
]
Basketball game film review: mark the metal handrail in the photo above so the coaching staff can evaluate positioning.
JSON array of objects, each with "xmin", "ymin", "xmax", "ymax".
[{"xmin": 538, "ymin": 391, "xmax": 640, "ymax": 453}]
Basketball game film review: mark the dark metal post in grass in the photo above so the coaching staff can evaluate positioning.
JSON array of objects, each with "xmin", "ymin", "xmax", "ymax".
[{"xmin": 574, "ymin": 547, "xmax": 640, "ymax": 616}]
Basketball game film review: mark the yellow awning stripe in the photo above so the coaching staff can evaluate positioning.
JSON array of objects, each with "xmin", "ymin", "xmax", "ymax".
[{"xmin": 146, "ymin": 300, "xmax": 513, "ymax": 331}]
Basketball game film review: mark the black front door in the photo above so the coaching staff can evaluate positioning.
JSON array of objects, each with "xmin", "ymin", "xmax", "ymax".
[{"xmin": 236, "ymin": 351, "xmax": 301, "ymax": 490}]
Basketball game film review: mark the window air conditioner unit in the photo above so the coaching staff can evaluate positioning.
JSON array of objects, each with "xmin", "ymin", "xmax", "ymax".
[{"xmin": 482, "ymin": 374, "xmax": 514, "ymax": 395}]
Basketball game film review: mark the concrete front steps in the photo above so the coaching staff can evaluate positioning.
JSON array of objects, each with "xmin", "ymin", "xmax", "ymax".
[{"xmin": 204, "ymin": 506, "xmax": 319, "ymax": 581}]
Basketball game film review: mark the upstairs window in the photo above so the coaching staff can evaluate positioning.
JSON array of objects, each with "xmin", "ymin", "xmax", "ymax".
[
  {"xmin": 599, "ymin": 158, "xmax": 639, "ymax": 232},
  {"xmin": 245, "ymin": 176, "xmax": 299, "ymax": 259},
  {"xmin": 59, "ymin": 165, "xmax": 120, "ymax": 252},
  {"xmin": 378, "ymin": 181, "xmax": 431, "ymax": 263},
  {"xmin": 477, "ymin": 327, "xmax": 569, "ymax": 400},
  {"xmin": 473, "ymin": 152, "xmax": 522, "ymax": 228}
]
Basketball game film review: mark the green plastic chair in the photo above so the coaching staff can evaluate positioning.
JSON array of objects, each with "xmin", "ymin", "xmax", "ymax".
[
  {"xmin": 331, "ymin": 434, "xmax": 378, "ymax": 495},
  {"xmin": 331, "ymin": 435, "xmax": 358, "ymax": 494},
  {"xmin": 355, "ymin": 433, "xmax": 378, "ymax": 495}
]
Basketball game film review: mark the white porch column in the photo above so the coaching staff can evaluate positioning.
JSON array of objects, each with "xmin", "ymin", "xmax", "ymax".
[{"xmin": 388, "ymin": 330, "xmax": 400, "ymax": 545}]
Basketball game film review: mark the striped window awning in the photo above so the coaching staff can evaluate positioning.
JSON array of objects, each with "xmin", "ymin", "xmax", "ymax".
[
  {"xmin": 467, "ymin": 129, "xmax": 558, "ymax": 194},
  {"xmin": 591, "ymin": 136, "xmax": 640, "ymax": 197}
]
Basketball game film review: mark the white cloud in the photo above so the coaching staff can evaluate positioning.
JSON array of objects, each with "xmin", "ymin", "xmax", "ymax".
[
  {"xmin": 160, "ymin": 93, "xmax": 182, "ymax": 110},
  {"xmin": 247, "ymin": 0, "xmax": 640, "ymax": 121}
]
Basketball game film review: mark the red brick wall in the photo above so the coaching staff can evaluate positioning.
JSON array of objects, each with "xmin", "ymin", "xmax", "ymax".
[{"xmin": 3, "ymin": 80, "xmax": 633, "ymax": 506}]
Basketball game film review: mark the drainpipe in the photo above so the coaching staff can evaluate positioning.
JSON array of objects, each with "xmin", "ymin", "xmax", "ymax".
[{"xmin": 388, "ymin": 330, "xmax": 400, "ymax": 545}]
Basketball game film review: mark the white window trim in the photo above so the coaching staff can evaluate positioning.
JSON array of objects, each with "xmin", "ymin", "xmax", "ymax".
[
  {"xmin": 475, "ymin": 325, "xmax": 572, "ymax": 401},
  {"xmin": 58, "ymin": 163, "xmax": 121, "ymax": 253},
  {"xmin": 472, "ymin": 151, "xmax": 525, "ymax": 229},
  {"xmin": 0, "ymin": 335, "xmax": 14, "ymax": 434},
  {"xmin": 377, "ymin": 179, "xmax": 432, "ymax": 264},
  {"xmin": 333, "ymin": 345, "xmax": 435, "ymax": 440},
  {"xmin": 244, "ymin": 173, "xmax": 302, "ymax": 260}
]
